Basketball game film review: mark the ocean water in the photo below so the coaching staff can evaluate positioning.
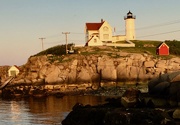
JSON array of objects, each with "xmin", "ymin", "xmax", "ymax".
[{"xmin": 0, "ymin": 96, "xmax": 107, "ymax": 125}]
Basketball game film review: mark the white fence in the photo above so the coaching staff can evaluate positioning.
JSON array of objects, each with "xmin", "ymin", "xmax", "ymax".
[{"xmin": 105, "ymin": 40, "xmax": 135, "ymax": 47}]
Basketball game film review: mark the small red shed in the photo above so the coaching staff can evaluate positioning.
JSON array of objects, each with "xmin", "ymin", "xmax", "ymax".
[{"xmin": 156, "ymin": 42, "xmax": 169, "ymax": 55}]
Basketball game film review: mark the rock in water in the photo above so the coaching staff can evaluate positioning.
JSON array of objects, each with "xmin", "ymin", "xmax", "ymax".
[
  {"xmin": 62, "ymin": 104, "xmax": 168, "ymax": 125},
  {"xmin": 148, "ymin": 71, "xmax": 180, "ymax": 106},
  {"xmin": 173, "ymin": 108, "xmax": 180, "ymax": 119},
  {"xmin": 121, "ymin": 88, "xmax": 140, "ymax": 108}
]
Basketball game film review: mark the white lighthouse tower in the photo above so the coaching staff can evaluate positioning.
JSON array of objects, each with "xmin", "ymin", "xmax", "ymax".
[{"xmin": 124, "ymin": 11, "xmax": 136, "ymax": 40}]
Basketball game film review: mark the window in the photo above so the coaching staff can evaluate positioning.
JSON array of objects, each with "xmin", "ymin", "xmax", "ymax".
[
  {"xmin": 103, "ymin": 34, "xmax": 109, "ymax": 39},
  {"xmin": 103, "ymin": 26, "xmax": 109, "ymax": 31}
]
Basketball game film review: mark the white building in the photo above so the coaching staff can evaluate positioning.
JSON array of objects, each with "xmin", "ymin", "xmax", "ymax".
[
  {"xmin": 85, "ymin": 11, "xmax": 136, "ymax": 46},
  {"xmin": 85, "ymin": 19, "xmax": 113, "ymax": 46},
  {"xmin": 8, "ymin": 65, "xmax": 20, "ymax": 77},
  {"xmin": 124, "ymin": 11, "xmax": 136, "ymax": 40}
]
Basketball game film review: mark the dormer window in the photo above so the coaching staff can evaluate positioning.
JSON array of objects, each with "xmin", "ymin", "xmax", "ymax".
[{"xmin": 103, "ymin": 26, "xmax": 109, "ymax": 31}]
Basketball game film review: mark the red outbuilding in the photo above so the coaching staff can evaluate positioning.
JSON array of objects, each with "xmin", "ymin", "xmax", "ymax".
[{"xmin": 156, "ymin": 42, "xmax": 169, "ymax": 55}]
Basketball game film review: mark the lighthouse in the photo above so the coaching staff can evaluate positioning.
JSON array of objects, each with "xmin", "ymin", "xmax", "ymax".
[{"xmin": 124, "ymin": 11, "xmax": 136, "ymax": 40}]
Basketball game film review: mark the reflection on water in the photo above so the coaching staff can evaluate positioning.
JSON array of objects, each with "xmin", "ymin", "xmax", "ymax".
[{"xmin": 0, "ymin": 96, "xmax": 107, "ymax": 125}]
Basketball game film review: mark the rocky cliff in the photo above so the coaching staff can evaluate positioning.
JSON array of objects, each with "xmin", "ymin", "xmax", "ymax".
[
  {"xmin": 7, "ymin": 51, "xmax": 180, "ymax": 86},
  {"xmin": 0, "ymin": 45, "xmax": 180, "ymax": 96}
]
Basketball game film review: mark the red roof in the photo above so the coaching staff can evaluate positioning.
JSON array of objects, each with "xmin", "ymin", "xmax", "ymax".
[
  {"xmin": 86, "ymin": 22, "xmax": 104, "ymax": 30},
  {"xmin": 157, "ymin": 42, "xmax": 169, "ymax": 49}
]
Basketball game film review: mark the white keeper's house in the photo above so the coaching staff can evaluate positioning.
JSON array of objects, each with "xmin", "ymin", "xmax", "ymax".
[
  {"xmin": 85, "ymin": 11, "xmax": 136, "ymax": 47},
  {"xmin": 8, "ymin": 65, "xmax": 20, "ymax": 77}
]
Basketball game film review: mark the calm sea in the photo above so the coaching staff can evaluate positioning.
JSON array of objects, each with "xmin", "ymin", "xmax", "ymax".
[{"xmin": 0, "ymin": 96, "xmax": 107, "ymax": 125}]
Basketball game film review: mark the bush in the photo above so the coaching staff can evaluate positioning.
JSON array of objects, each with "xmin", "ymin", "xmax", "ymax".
[
  {"xmin": 35, "ymin": 43, "xmax": 75, "ymax": 56},
  {"xmin": 165, "ymin": 40, "xmax": 180, "ymax": 55}
]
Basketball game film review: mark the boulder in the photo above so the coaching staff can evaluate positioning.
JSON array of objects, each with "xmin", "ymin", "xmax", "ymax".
[
  {"xmin": 173, "ymin": 108, "xmax": 180, "ymax": 119},
  {"xmin": 148, "ymin": 77, "xmax": 161, "ymax": 91},
  {"xmin": 102, "ymin": 67, "xmax": 117, "ymax": 81},
  {"xmin": 144, "ymin": 61, "xmax": 155, "ymax": 68},
  {"xmin": 67, "ymin": 69, "xmax": 77, "ymax": 83},
  {"xmin": 171, "ymin": 74, "xmax": 180, "ymax": 82},
  {"xmin": 169, "ymin": 81, "xmax": 180, "ymax": 105},
  {"xmin": 170, "ymin": 63, "xmax": 180, "ymax": 70},
  {"xmin": 121, "ymin": 88, "xmax": 140, "ymax": 108},
  {"xmin": 170, "ymin": 57, "xmax": 180, "ymax": 63},
  {"xmin": 129, "ymin": 66, "xmax": 138, "ymax": 79},
  {"xmin": 62, "ymin": 104, "xmax": 168, "ymax": 125},
  {"xmin": 148, "ymin": 71, "xmax": 180, "ymax": 91},
  {"xmin": 97, "ymin": 59, "xmax": 117, "ymax": 81},
  {"xmin": 155, "ymin": 60, "xmax": 168, "ymax": 69},
  {"xmin": 77, "ymin": 68, "xmax": 91, "ymax": 83},
  {"xmin": 148, "ymin": 71, "xmax": 180, "ymax": 106},
  {"xmin": 129, "ymin": 54, "xmax": 145, "ymax": 61},
  {"xmin": 155, "ymin": 67, "xmax": 165, "ymax": 74},
  {"xmin": 132, "ymin": 60, "xmax": 144, "ymax": 67},
  {"xmin": 116, "ymin": 65, "xmax": 129, "ymax": 80},
  {"xmin": 70, "ymin": 60, "xmax": 78, "ymax": 69},
  {"xmin": 149, "ymin": 81, "xmax": 170, "ymax": 96},
  {"xmin": 104, "ymin": 108, "xmax": 164, "ymax": 125},
  {"xmin": 129, "ymin": 66, "xmax": 146, "ymax": 80},
  {"xmin": 32, "ymin": 78, "xmax": 44, "ymax": 85},
  {"xmin": 126, "ymin": 58, "xmax": 133, "ymax": 66},
  {"xmin": 38, "ymin": 65, "xmax": 48, "ymax": 79},
  {"xmin": 65, "ymin": 60, "xmax": 78, "ymax": 84},
  {"xmin": 45, "ymin": 66, "xmax": 61, "ymax": 84},
  {"xmin": 168, "ymin": 71, "xmax": 180, "ymax": 81}
]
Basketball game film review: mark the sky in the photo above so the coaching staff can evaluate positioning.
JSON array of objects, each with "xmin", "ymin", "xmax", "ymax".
[{"xmin": 1, "ymin": 0, "xmax": 180, "ymax": 66}]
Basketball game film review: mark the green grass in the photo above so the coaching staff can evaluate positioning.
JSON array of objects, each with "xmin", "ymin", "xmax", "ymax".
[
  {"xmin": 35, "ymin": 43, "xmax": 76, "ymax": 56},
  {"xmin": 132, "ymin": 40, "xmax": 161, "ymax": 47},
  {"xmin": 81, "ymin": 51, "xmax": 99, "ymax": 55},
  {"xmin": 48, "ymin": 55, "xmax": 64, "ymax": 63},
  {"xmin": 117, "ymin": 40, "xmax": 180, "ymax": 57},
  {"xmin": 33, "ymin": 40, "xmax": 180, "ymax": 63},
  {"xmin": 165, "ymin": 40, "xmax": 180, "ymax": 56}
]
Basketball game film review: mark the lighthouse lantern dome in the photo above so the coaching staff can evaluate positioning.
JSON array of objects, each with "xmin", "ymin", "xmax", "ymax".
[{"xmin": 124, "ymin": 11, "xmax": 136, "ymax": 20}]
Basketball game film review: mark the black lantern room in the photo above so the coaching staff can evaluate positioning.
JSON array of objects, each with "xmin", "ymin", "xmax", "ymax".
[{"xmin": 124, "ymin": 11, "xmax": 136, "ymax": 20}]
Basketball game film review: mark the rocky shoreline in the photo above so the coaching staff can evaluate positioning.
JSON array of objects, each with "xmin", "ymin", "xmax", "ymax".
[
  {"xmin": 61, "ymin": 71, "xmax": 180, "ymax": 125},
  {"xmin": 0, "ymin": 84, "xmax": 136, "ymax": 99},
  {"xmin": 62, "ymin": 100, "xmax": 180, "ymax": 125},
  {"xmin": 1, "ymin": 49, "xmax": 180, "ymax": 86},
  {"xmin": 0, "ymin": 71, "xmax": 180, "ymax": 124},
  {"xmin": 0, "ymin": 51, "xmax": 179, "ymax": 99},
  {"xmin": 0, "ymin": 48, "xmax": 180, "ymax": 124}
]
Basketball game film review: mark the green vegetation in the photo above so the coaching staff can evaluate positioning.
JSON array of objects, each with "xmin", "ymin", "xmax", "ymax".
[
  {"xmin": 165, "ymin": 40, "xmax": 180, "ymax": 55},
  {"xmin": 132, "ymin": 40, "xmax": 161, "ymax": 47},
  {"xmin": 47, "ymin": 55, "xmax": 64, "ymax": 63},
  {"xmin": 118, "ymin": 40, "xmax": 180, "ymax": 57},
  {"xmin": 35, "ymin": 43, "xmax": 77, "ymax": 63},
  {"xmin": 80, "ymin": 51, "xmax": 99, "ymax": 55},
  {"xmin": 34, "ymin": 40, "xmax": 180, "ymax": 63},
  {"xmin": 117, "ymin": 40, "xmax": 161, "ymax": 56},
  {"xmin": 35, "ymin": 43, "xmax": 75, "ymax": 56}
]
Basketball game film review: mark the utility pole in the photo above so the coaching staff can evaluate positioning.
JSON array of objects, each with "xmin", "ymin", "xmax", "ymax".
[
  {"xmin": 39, "ymin": 38, "xmax": 45, "ymax": 51},
  {"xmin": 62, "ymin": 32, "xmax": 70, "ymax": 54}
]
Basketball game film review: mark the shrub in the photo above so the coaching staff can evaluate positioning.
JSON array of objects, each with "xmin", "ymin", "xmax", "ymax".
[{"xmin": 35, "ymin": 43, "xmax": 75, "ymax": 56}]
